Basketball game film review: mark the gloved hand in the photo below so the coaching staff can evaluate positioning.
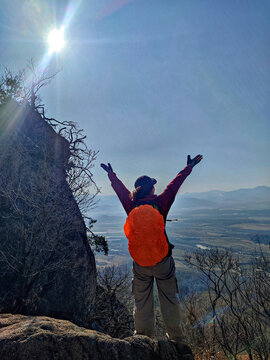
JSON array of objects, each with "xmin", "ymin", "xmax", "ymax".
[
  {"xmin": 187, "ymin": 154, "xmax": 203, "ymax": 168},
  {"xmin": 100, "ymin": 163, "xmax": 113, "ymax": 173}
]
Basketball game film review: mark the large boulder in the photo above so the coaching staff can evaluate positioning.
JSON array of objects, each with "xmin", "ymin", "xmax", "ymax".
[
  {"xmin": 0, "ymin": 101, "xmax": 96, "ymax": 326},
  {"xmin": 0, "ymin": 314, "xmax": 194, "ymax": 360}
]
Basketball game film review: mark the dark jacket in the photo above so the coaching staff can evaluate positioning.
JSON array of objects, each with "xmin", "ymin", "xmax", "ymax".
[{"xmin": 108, "ymin": 165, "xmax": 192, "ymax": 256}]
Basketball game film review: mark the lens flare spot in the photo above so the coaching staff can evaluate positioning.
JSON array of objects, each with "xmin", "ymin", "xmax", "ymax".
[{"xmin": 47, "ymin": 28, "xmax": 65, "ymax": 53}]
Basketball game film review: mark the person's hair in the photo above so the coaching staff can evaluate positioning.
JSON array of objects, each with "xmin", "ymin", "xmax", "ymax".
[{"xmin": 131, "ymin": 185, "xmax": 153, "ymax": 203}]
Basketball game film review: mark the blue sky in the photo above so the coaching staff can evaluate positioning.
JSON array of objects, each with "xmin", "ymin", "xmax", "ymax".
[{"xmin": 0, "ymin": 0, "xmax": 269, "ymax": 195}]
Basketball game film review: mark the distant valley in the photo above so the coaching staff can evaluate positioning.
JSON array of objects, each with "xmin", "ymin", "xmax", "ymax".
[{"xmin": 90, "ymin": 186, "xmax": 270, "ymax": 289}]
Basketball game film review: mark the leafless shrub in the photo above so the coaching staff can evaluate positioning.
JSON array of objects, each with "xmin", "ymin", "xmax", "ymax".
[
  {"xmin": 184, "ymin": 246, "xmax": 270, "ymax": 360},
  {"xmin": 89, "ymin": 264, "xmax": 134, "ymax": 338}
]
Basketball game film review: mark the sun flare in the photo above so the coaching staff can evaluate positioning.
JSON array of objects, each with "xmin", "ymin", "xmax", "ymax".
[{"xmin": 47, "ymin": 28, "xmax": 65, "ymax": 53}]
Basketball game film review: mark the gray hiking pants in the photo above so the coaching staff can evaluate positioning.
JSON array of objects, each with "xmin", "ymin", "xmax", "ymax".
[{"xmin": 132, "ymin": 255, "xmax": 183, "ymax": 340}]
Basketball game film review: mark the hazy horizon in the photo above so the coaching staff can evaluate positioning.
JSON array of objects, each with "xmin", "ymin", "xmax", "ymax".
[
  {"xmin": 97, "ymin": 183, "xmax": 270, "ymax": 197},
  {"xmin": 1, "ymin": 0, "xmax": 269, "ymax": 195}
]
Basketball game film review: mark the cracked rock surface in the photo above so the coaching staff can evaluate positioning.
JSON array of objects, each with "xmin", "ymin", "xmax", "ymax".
[{"xmin": 0, "ymin": 314, "xmax": 193, "ymax": 360}]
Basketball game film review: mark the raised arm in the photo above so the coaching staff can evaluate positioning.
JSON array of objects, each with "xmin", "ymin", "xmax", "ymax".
[
  {"xmin": 100, "ymin": 163, "xmax": 133, "ymax": 215},
  {"xmin": 157, "ymin": 154, "xmax": 203, "ymax": 216}
]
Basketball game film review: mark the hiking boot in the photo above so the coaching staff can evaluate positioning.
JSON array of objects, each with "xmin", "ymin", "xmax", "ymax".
[{"xmin": 165, "ymin": 333, "xmax": 193, "ymax": 356}]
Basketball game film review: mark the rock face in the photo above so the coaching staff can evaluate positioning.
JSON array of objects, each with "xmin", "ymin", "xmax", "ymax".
[
  {"xmin": 0, "ymin": 314, "xmax": 194, "ymax": 360},
  {"xmin": 0, "ymin": 101, "xmax": 96, "ymax": 326}
]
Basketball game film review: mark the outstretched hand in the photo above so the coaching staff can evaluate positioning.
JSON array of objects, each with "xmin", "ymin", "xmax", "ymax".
[
  {"xmin": 100, "ymin": 163, "xmax": 113, "ymax": 173},
  {"xmin": 187, "ymin": 154, "xmax": 203, "ymax": 168}
]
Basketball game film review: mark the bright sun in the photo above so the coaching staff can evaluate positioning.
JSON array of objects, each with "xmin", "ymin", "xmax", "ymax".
[{"xmin": 47, "ymin": 28, "xmax": 65, "ymax": 53}]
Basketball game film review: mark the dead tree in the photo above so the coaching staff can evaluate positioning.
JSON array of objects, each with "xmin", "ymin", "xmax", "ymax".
[
  {"xmin": 89, "ymin": 265, "xmax": 134, "ymax": 338},
  {"xmin": 185, "ymin": 247, "xmax": 270, "ymax": 360}
]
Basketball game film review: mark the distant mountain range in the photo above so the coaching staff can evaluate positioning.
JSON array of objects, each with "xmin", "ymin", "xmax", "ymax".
[
  {"xmin": 92, "ymin": 186, "xmax": 270, "ymax": 216},
  {"xmin": 176, "ymin": 186, "xmax": 270, "ymax": 211}
]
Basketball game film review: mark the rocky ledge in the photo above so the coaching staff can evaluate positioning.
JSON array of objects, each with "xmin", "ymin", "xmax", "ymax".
[{"xmin": 0, "ymin": 314, "xmax": 193, "ymax": 360}]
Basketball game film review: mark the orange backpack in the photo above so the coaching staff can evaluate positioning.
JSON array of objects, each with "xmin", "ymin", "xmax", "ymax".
[{"xmin": 123, "ymin": 204, "xmax": 169, "ymax": 266}]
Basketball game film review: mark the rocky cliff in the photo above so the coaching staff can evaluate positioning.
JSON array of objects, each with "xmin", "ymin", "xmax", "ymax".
[
  {"xmin": 0, "ymin": 314, "xmax": 194, "ymax": 360},
  {"xmin": 0, "ymin": 101, "xmax": 96, "ymax": 325}
]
